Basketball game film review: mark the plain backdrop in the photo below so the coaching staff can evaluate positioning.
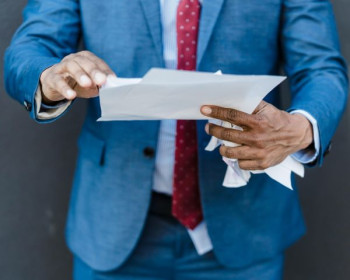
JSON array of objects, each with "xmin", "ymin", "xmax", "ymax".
[{"xmin": 0, "ymin": 0, "xmax": 349, "ymax": 279}]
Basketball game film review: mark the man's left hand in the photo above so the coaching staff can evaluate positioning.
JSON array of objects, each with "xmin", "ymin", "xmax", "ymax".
[{"xmin": 201, "ymin": 101, "xmax": 314, "ymax": 170}]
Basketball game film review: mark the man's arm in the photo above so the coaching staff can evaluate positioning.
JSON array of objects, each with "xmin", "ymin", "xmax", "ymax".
[
  {"xmin": 4, "ymin": 0, "xmax": 81, "ymax": 123},
  {"xmin": 201, "ymin": 0, "xmax": 348, "ymax": 170},
  {"xmin": 282, "ymin": 0, "xmax": 348, "ymax": 165},
  {"xmin": 4, "ymin": 0, "xmax": 115, "ymax": 123}
]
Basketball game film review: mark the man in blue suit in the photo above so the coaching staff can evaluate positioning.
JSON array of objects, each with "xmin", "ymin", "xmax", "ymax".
[{"xmin": 4, "ymin": 0, "xmax": 348, "ymax": 279}]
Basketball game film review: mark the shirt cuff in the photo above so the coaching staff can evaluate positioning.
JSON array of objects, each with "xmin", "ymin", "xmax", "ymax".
[
  {"xmin": 290, "ymin": 110, "xmax": 320, "ymax": 164},
  {"xmin": 35, "ymin": 87, "xmax": 72, "ymax": 120}
]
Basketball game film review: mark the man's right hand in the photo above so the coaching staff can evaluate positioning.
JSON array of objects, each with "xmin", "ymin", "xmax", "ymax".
[{"xmin": 40, "ymin": 51, "xmax": 115, "ymax": 104}]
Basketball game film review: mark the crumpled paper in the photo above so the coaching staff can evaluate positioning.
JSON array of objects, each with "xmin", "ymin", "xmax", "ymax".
[{"xmin": 205, "ymin": 119, "xmax": 304, "ymax": 190}]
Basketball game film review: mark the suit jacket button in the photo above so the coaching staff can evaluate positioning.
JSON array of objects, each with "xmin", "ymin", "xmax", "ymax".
[
  {"xmin": 23, "ymin": 100, "xmax": 32, "ymax": 111},
  {"xmin": 143, "ymin": 147, "xmax": 155, "ymax": 158}
]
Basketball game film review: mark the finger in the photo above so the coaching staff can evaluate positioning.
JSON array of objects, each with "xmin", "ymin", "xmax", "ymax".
[
  {"xmin": 74, "ymin": 85, "xmax": 99, "ymax": 99},
  {"xmin": 59, "ymin": 60, "xmax": 92, "ymax": 88},
  {"xmin": 79, "ymin": 51, "xmax": 115, "ymax": 78},
  {"xmin": 73, "ymin": 55, "xmax": 110, "ymax": 86},
  {"xmin": 52, "ymin": 75, "xmax": 76, "ymax": 100},
  {"xmin": 205, "ymin": 123, "xmax": 252, "ymax": 145},
  {"xmin": 201, "ymin": 105, "xmax": 255, "ymax": 128},
  {"xmin": 219, "ymin": 145, "xmax": 265, "ymax": 160},
  {"xmin": 238, "ymin": 159, "xmax": 269, "ymax": 171},
  {"xmin": 82, "ymin": 52, "xmax": 115, "ymax": 75}
]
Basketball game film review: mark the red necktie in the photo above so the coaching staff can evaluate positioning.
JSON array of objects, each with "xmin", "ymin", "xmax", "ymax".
[{"xmin": 172, "ymin": 0, "xmax": 203, "ymax": 230}]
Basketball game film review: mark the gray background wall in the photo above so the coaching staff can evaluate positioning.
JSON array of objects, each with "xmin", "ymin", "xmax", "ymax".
[{"xmin": 0, "ymin": 0, "xmax": 349, "ymax": 279}]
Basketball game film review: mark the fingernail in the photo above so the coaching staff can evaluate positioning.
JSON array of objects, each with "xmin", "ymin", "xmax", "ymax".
[
  {"xmin": 107, "ymin": 73, "xmax": 117, "ymax": 79},
  {"xmin": 95, "ymin": 72, "xmax": 106, "ymax": 85},
  {"xmin": 66, "ymin": 90, "xmax": 75, "ymax": 99},
  {"xmin": 80, "ymin": 75, "xmax": 91, "ymax": 86},
  {"xmin": 205, "ymin": 123, "xmax": 209, "ymax": 133},
  {"xmin": 202, "ymin": 106, "xmax": 212, "ymax": 115}
]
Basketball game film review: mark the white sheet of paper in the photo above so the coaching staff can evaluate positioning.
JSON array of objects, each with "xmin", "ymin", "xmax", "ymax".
[
  {"xmin": 98, "ymin": 68, "xmax": 303, "ymax": 190},
  {"xmin": 204, "ymin": 121, "xmax": 305, "ymax": 190},
  {"xmin": 98, "ymin": 68, "xmax": 286, "ymax": 120}
]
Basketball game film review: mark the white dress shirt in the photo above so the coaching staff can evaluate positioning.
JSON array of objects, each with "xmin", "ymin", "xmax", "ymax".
[{"xmin": 36, "ymin": 0, "xmax": 320, "ymax": 255}]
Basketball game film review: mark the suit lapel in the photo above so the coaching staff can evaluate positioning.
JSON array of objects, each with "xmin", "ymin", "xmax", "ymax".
[
  {"xmin": 197, "ymin": 0, "xmax": 225, "ymax": 67},
  {"xmin": 139, "ymin": 0, "xmax": 224, "ymax": 68},
  {"xmin": 139, "ymin": 0, "xmax": 164, "ymax": 66}
]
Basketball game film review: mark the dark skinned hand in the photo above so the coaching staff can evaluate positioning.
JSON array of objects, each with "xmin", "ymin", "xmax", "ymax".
[{"xmin": 200, "ymin": 101, "xmax": 314, "ymax": 171}]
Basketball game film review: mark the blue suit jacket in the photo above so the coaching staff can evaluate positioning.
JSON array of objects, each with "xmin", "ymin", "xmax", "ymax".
[{"xmin": 4, "ymin": 0, "xmax": 348, "ymax": 271}]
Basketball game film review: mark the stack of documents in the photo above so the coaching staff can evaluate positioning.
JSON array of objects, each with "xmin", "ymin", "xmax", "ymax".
[{"xmin": 98, "ymin": 68, "xmax": 304, "ymax": 190}]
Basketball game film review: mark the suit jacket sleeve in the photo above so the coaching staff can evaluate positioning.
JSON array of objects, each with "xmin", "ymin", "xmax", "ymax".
[
  {"xmin": 4, "ymin": 0, "xmax": 80, "ymax": 123},
  {"xmin": 282, "ymin": 0, "xmax": 348, "ymax": 166}
]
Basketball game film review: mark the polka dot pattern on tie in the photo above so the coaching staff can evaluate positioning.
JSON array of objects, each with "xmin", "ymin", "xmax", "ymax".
[
  {"xmin": 172, "ymin": 0, "xmax": 203, "ymax": 230},
  {"xmin": 176, "ymin": 0, "xmax": 201, "ymax": 71}
]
